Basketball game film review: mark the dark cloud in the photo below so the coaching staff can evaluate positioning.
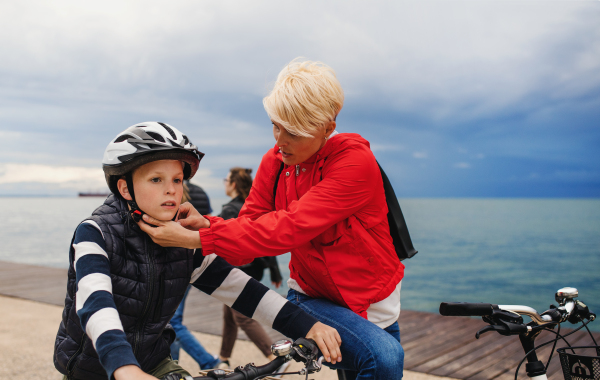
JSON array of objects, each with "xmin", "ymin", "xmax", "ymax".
[{"xmin": 0, "ymin": 1, "xmax": 599, "ymax": 198}]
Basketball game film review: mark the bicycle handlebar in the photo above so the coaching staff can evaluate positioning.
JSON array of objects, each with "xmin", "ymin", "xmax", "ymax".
[
  {"xmin": 191, "ymin": 356, "xmax": 286, "ymax": 380},
  {"xmin": 186, "ymin": 338, "xmax": 322, "ymax": 380},
  {"xmin": 440, "ymin": 288, "xmax": 596, "ymax": 331},
  {"xmin": 439, "ymin": 302, "xmax": 558, "ymax": 325},
  {"xmin": 438, "ymin": 288, "xmax": 596, "ymax": 380}
]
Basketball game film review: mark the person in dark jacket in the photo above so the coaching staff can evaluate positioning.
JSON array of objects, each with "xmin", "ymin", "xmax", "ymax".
[
  {"xmin": 217, "ymin": 168, "xmax": 284, "ymax": 371},
  {"xmin": 53, "ymin": 122, "xmax": 342, "ymax": 380},
  {"xmin": 183, "ymin": 180, "xmax": 212, "ymax": 215}
]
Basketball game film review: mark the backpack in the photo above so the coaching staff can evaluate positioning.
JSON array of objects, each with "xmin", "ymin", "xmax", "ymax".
[{"xmin": 272, "ymin": 161, "xmax": 418, "ymax": 261}]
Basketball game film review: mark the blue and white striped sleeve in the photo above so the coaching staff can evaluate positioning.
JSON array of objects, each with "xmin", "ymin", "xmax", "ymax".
[
  {"xmin": 73, "ymin": 221, "xmax": 139, "ymax": 379},
  {"xmin": 191, "ymin": 252, "xmax": 318, "ymax": 340}
]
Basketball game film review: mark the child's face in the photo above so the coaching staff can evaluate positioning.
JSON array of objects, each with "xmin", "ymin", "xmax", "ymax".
[{"xmin": 123, "ymin": 160, "xmax": 184, "ymax": 221}]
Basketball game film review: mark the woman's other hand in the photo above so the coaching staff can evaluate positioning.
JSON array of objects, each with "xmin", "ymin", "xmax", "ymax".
[
  {"xmin": 305, "ymin": 322, "xmax": 342, "ymax": 364},
  {"xmin": 137, "ymin": 215, "xmax": 202, "ymax": 249},
  {"xmin": 177, "ymin": 202, "xmax": 211, "ymax": 230}
]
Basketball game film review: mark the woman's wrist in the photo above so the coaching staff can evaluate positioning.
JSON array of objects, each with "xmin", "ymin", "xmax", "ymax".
[{"xmin": 186, "ymin": 228, "xmax": 202, "ymax": 249}]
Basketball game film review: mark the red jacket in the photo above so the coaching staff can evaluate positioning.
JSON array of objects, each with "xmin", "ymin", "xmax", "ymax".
[{"xmin": 200, "ymin": 133, "xmax": 405, "ymax": 318}]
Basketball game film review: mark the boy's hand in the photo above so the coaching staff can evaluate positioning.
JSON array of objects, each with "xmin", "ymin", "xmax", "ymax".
[
  {"xmin": 113, "ymin": 365, "xmax": 156, "ymax": 380},
  {"xmin": 305, "ymin": 322, "xmax": 342, "ymax": 364},
  {"xmin": 138, "ymin": 215, "xmax": 202, "ymax": 249},
  {"xmin": 177, "ymin": 202, "xmax": 211, "ymax": 230}
]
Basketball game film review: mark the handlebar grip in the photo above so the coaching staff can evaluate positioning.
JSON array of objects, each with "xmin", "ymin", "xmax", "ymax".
[
  {"xmin": 440, "ymin": 302, "xmax": 495, "ymax": 317},
  {"xmin": 216, "ymin": 356, "xmax": 286, "ymax": 380}
]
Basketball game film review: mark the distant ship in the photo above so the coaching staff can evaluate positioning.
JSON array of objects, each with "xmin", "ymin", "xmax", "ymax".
[{"xmin": 78, "ymin": 192, "xmax": 110, "ymax": 197}]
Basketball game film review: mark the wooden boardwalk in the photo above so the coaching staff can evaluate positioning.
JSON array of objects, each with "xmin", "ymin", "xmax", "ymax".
[{"xmin": 1, "ymin": 260, "xmax": 597, "ymax": 380}]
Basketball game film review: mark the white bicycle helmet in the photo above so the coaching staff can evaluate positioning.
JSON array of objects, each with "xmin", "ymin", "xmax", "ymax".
[{"xmin": 103, "ymin": 121, "xmax": 204, "ymax": 196}]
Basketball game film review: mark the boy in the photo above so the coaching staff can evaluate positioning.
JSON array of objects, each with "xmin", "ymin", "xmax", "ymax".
[{"xmin": 54, "ymin": 122, "xmax": 341, "ymax": 380}]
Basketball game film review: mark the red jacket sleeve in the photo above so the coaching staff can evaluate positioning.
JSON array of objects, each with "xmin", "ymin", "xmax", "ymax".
[{"xmin": 199, "ymin": 144, "xmax": 380, "ymax": 263}]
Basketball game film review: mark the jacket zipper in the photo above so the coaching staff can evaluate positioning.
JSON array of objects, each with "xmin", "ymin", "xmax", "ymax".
[
  {"xmin": 133, "ymin": 236, "xmax": 156, "ymax": 355},
  {"xmin": 296, "ymin": 164, "xmax": 300, "ymax": 176},
  {"xmin": 66, "ymin": 334, "xmax": 86, "ymax": 377},
  {"xmin": 153, "ymin": 272, "xmax": 165, "ymax": 322}
]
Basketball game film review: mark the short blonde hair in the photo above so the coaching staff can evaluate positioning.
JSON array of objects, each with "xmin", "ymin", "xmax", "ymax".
[{"xmin": 263, "ymin": 59, "xmax": 344, "ymax": 137}]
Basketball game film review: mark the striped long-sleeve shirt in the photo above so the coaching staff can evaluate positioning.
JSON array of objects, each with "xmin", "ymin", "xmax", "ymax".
[{"xmin": 73, "ymin": 220, "xmax": 317, "ymax": 379}]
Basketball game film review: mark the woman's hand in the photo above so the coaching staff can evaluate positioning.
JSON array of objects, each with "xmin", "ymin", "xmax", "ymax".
[
  {"xmin": 177, "ymin": 202, "xmax": 211, "ymax": 230},
  {"xmin": 305, "ymin": 322, "xmax": 342, "ymax": 364},
  {"xmin": 113, "ymin": 365, "xmax": 156, "ymax": 380},
  {"xmin": 137, "ymin": 214, "xmax": 202, "ymax": 249}
]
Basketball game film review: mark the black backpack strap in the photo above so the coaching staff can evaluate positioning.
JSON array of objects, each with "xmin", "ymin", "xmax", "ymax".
[
  {"xmin": 272, "ymin": 162, "xmax": 285, "ymax": 206},
  {"xmin": 377, "ymin": 161, "xmax": 418, "ymax": 261}
]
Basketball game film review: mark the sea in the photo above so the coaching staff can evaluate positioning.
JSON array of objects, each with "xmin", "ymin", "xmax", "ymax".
[{"xmin": 1, "ymin": 197, "xmax": 598, "ymax": 331}]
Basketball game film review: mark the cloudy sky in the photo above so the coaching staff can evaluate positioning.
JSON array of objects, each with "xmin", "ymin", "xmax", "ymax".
[{"xmin": 0, "ymin": 1, "xmax": 598, "ymax": 199}]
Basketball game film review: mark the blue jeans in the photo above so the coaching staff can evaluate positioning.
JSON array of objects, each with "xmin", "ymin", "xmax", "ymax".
[
  {"xmin": 287, "ymin": 289, "xmax": 404, "ymax": 380},
  {"xmin": 170, "ymin": 286, "xmax": 219, "ymax": 369}
]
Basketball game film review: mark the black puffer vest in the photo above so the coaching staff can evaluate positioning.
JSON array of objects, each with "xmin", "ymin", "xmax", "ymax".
[{"xmin": 54, "ymin": 195, "xmax": 195, "ymax": 380}]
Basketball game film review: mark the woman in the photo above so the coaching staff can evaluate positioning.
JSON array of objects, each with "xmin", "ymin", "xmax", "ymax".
[
  {"xmin": 217, "ymin": 167, "xmax": 285, "ymax": 372},
  {"xmin": 140, "ymin": 59, "xmax": 405, "ymax": 380}
]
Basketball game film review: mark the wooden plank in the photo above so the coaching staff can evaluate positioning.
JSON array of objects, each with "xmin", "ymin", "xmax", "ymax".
[
  {"xmin": 402, "ymin": 314, "xmax": 471, "ymax": 344},
  {"xmin": 439, "ymin": 338, "xmax": 524, "ymax": 378},
  {"xmin": 412, "ymin": 329, "xmax": 504, "ymax": 373},
  {"xmin": 429, "ymin": 334, "xmax": 515, "ymax": 377},
  {"xmin": 405, "ymin": 321, "xmax": 488, "ymax": 369}
]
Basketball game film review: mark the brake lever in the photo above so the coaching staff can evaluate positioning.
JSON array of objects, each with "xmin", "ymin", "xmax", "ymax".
[
  {"xmin": 476, "ymin": 324, "xmax": 508, "ymax": 339},
  {"xmin": 299, "ymin": 356, "xmax": 324, "ymax": 375},
  {"xmin": 477, "ymin": 310, "xmax": 528, "ymax": 338}
]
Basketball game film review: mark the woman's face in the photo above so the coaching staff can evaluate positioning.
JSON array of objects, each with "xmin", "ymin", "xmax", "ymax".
[
  {"xmin": 224, "ymin": 172, "xmax": 236, "ymax": 197},
  {"xmin": 272, "ymin": 121, "xmax": 335, "ymax": 166}
]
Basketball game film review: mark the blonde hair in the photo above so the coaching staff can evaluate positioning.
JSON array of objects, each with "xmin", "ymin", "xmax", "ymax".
[
  {"xmin": 182, "ymin": 182, "xmax": 190, "ymax": 203},
  {"xmin": 263, "ymin": 59, "xmax": 344, "ymax": 137}
]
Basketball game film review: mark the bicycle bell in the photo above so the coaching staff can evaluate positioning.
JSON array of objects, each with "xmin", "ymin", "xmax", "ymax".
[
  {"xmin": 555, "ymin": 287, "xmax": 578, "ymax": 306},
  {"xmin": 271, "ymin": 339, "xmax": 293, "ymax": 357}
]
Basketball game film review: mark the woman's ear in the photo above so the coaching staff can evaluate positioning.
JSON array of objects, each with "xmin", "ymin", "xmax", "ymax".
[
  {"xmin": 324, "ymin": 120, "xmax": 336, "ymax": 139},
  {"xmin": 117, "ymin": 178, "xmax": 133, "ymax": 201}
]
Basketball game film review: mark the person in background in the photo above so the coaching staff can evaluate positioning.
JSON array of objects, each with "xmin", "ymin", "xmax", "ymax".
[
  {"xmin": 217, "ymin": 168, "xmax": 286, "ymax": 374},
  {"xmin": 183, "ymin": 180, "xmax": 213, "ymax": 216},
  {"xmin": 169, "ymin": 181, "xmax": 219, "ymax": 369}
]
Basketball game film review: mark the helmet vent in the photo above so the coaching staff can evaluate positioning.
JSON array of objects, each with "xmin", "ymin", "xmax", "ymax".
[
  {"xmin": 114, "ymin": 134, "xmax": 131, "ymax": 143},
  {"xmin": 146, "ymin": 131, "xmax": 165, "ymax": 143},
  {"xmin": 158, "ymin": 122, "xmax": 177, "ymax": 140},
  {"xmin": 182, "ymin": 135, "xmax": 190, "ymax": 145}
]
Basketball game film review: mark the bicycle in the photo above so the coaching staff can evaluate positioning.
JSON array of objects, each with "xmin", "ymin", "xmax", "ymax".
[
  {"xmin": 162, "ymin": 337, "xmax": 324, "ymax": 380},
  {"xmin": 439, "ymin": 287, "xmax": 599, "ymax": 380}
]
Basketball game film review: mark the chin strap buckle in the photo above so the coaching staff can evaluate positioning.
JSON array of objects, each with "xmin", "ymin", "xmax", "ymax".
[{"xmin": 131, "ymin": 209, "xmax": 144, "ymax": 223}]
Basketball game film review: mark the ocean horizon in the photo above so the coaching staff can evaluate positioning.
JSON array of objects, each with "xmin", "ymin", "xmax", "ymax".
[{"xmin": 1, "ymin": 196, "xmax": 598, "ymax": 331}]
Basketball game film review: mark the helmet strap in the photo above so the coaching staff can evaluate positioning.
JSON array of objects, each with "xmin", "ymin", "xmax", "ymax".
[{"xmin": 125, "ymin": 173, "xmax": 145, "ymax": 223}]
